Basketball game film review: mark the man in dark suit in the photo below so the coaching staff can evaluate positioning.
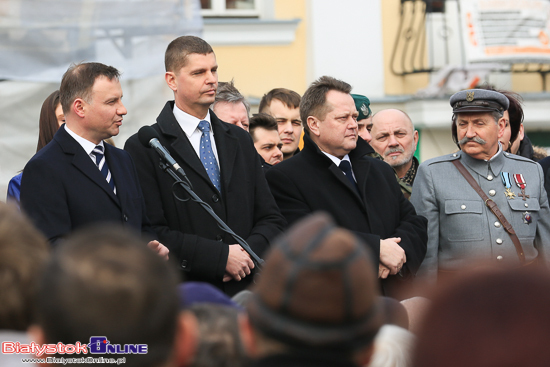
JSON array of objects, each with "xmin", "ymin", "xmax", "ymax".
[
  {"xmin": 124, "ymin": 36, "xmax": 286, "ymax": 296},
  {"xmin": 265, "ymin": 76, "xmax": 427, "ymax": 298},
  {"xmin": 20, "ymin": 62, "xmax": 168, "ymax": 257}
]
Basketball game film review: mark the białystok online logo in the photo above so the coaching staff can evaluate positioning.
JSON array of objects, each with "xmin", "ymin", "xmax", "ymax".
[{"xmin": 2, "ymin": 337, "xmax": 148, "ymax": 356}]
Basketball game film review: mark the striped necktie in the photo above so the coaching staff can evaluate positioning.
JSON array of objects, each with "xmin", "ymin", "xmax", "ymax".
[
  {"xmin": 93, "ymin": 145, "xmax": 116, "ymax": 193},
  {"xmin": 197, "ymin": 120, "xmax": 221, "ymax": 191}
]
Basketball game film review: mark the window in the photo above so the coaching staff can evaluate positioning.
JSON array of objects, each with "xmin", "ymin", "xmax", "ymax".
[{"xmin": 201, "ymin": 0, "xmax": 259, "ymax": 17}]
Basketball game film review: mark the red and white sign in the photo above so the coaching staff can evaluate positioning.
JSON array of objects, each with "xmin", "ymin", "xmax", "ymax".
[{"xmin": 460, "ymin": 0, "xmax": 550, "ymax": 62}]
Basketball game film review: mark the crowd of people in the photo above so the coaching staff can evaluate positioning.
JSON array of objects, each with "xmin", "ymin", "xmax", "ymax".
[{"xmin": 2, "ymin": 34, "xmax": 550, "ymax": 366}]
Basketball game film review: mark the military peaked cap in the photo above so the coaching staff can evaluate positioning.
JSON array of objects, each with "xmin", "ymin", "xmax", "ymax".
[{"xmin": 450, "ymin": 89, "xmax": 509, "ymax": 114}]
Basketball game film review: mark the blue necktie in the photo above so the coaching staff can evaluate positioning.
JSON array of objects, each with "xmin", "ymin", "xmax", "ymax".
[
  {"xmin": 339, "ymin": 160, "xmax": 359, "ymax": 194},
  {"xmin": 198, "ymin": 121, "xmax": 221, "ymax": 191},
  {"xmin": 93, "ymin": 145, "xmax": 116, "ymax": 193}
]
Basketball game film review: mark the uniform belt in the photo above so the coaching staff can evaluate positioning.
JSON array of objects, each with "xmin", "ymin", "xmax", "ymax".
[{"xmin": 452, "ymin": 160, "xmax": 526, "ymax": 264}]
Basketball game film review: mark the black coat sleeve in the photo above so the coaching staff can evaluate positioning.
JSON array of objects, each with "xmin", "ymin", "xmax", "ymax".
[{"xmin": 124, "ymin": 134, "xmax": 229, "ymax": 282}]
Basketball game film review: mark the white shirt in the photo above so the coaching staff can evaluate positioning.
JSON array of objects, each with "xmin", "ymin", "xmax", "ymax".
[
  {"xmin": 65, "ymin": 124, "xmax": 116, "ymax": 193},
  {"xmin": 322, "ymin": 151, "xmax": 357, "ymax": 182},
  {"xmin": 65, "ymin": 124, "xmax": 104, "ymax": 163},
  {"xmin": 172, "ymin": 105, "xmax": 220, "ymax": 164}
]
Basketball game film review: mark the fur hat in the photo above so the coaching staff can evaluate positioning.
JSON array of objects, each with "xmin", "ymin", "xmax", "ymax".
[{"xmin": 246, "ymin": 212, "xmax": 384, "ymax": 352}]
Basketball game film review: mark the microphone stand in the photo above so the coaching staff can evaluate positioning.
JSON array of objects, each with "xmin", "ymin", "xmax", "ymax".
[{"xmin": 158, "ymin": 160, "xmax": 264, "ymax": 270}]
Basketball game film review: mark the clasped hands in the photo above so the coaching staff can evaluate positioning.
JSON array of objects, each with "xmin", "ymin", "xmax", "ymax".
[
  {"xmin": 223, "ymin": 244, "xmax": 255, "ymax": 282},
  {"xmin": 147, "ymin": 240, "xmax": 170, "ymax": 261},
  {"xmin": 378, "ymin": 237, "xmax": 406, "ymax": 279}
]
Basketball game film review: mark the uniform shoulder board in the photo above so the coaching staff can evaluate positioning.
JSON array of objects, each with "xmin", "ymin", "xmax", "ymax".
[
  {"xmin": 502, "ymin": 152, "xmax": 537, "ymax": 164},
  {"xmin": 422, "ymin": 152, "xmax": 461, "ymax": 166}
]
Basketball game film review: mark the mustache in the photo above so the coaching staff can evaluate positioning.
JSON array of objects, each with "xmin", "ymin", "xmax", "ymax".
[
  {"xmin": 385, "ymin": 147, "xmax": 405, "ymax": 156},
  {"xmin": 458, "ymin": 136, "xmax": 486, "ymax": 145}
]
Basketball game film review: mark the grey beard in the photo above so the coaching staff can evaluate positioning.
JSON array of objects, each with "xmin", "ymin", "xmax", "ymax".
[{"xmin": 385, "ymin": 147, "xmax": 405, "ymax": 160}]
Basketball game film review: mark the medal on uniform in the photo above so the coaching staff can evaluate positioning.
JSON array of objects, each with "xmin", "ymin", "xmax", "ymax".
[
  {"xmin": 513, "ymin": 174, "xmax": 530, "ymax": 201},
  {"xmin": 523, "ymin": 211, "xmax": 532, "ymax": 224},
  {"xmin": 500, "ymin": 172, "xmax": 516, "ymax": 199}
]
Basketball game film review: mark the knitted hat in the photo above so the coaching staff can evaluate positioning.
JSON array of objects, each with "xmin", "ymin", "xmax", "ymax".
[
  {"xmin": 246, "ymin": 212, "xmax": 384, "ymax": 352},
  {"xmin": 178, "ymin": 281, "xmax": 243, "ymax": 310}
]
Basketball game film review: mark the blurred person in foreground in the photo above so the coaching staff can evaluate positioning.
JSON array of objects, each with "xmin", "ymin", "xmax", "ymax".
[
  {"xmin": 368, "ymin": 324, "xmax": 415, "ymax": 367},
  {"xmin": 411, "ymin": 89, "xmax": 550, "ymax": 283},
  {"xmin": 413, "ymin": 266, "xmax": 550, "ymax": 367},
  {"xmin": 188, "ymin": 304, "xmax": 249, "ymax": 367},
  {"xmin": 240, "ymin": 212, "xmax": 385, "ymax": 367},
  {"xmin": 178, "ymin": 281, "xmax": 248, "ymax": 367},
  {"xmin": 0, "ymin": 202, "xmax": 49, "ymax": 366},
  {"xmin": 29, "ymin": 225, "xmax": 197, "ymax": 367}
]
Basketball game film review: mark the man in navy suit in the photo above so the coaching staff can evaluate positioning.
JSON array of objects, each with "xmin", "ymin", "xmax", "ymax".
[
  {"xmin": 265, "ymin": 76, "xmax": 427, "ymax": 298},
  {"xmin": 20, "ymin": 62, "xmax": 168, "ymax": 257},
  {"xmin": 124, "ymin": 36, "xmax": 286, "ymax": 295}
]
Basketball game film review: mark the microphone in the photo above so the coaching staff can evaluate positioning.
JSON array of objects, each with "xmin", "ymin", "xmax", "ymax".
[
  {"xmin": 137, "ymin": 127, "xmax": 261, "ymax": 269},
  {"xmin": 138, "ymin": 126, "xmax": 188, "ymax": 182}
]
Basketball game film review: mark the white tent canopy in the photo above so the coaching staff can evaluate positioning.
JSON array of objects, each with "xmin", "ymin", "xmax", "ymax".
[{"xmin": 0, "ymin": 0, "xmax": 202, "ymax": 200}]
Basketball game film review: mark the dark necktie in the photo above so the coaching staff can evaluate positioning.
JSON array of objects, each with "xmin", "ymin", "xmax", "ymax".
[
  {"xmin": 93, "ymin": 145, "xmax": 116, "ymax": 193},
  {"xmin": 339, "ymin": 160, "xmax": 359, "ymax": 194},
  {"xmin": 197, "ymin": 120, "xmax": 221, "ymax": 191}
]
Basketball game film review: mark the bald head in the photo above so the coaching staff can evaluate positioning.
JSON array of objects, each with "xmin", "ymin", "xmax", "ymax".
[
  {"xmin": 370, "ymin": 109, "xmax": 418, "ymax": 177},
  {"xmin": 372, "ymin": 109, "xmax": 413, "ymax": 131}
]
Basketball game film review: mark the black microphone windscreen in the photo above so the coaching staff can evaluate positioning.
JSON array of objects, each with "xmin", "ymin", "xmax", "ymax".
[{"xmin": 137, "ymin": 126, "xmax": 160, "ymax": 148}]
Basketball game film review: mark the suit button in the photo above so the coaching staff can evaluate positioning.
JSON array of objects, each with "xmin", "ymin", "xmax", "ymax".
[
  {"xmin": 494, "ymin": 221, "xmax": 501, "ymax": 228},
  {"xmin": 497, "ymin": 255, "xmax": 503, "ymax": 261},
  {"xmin": 212, "ymin": 194, "xmax": 219, "ymax": 203},
  {"xmin": 496, "ymin": 238, "xmax": 503, "ymax": 245},
  {"xmin": 489, "ymin": 190, "xmax": 496, "ymax": 196},
  {"xmin": 123, "ymin": 214, "xmax": 128, "ymax": 222},
  {"xmin": 487, "ymin": 175, "xmax": 494, "ymax": 181},
  {"xmin": 461, "ymin": 205, "xmax": 466, "ymax": 210},
  {"xmin": 525, "ymin": 203, "xmax": 529, "ymax": 208},
  {"xmin": 216, "ymin": 235, "xmax": 223, "ymax": 242},
  {"xmin": 181, "ymin": 260, "xmax": 187, "ymax": 269}
]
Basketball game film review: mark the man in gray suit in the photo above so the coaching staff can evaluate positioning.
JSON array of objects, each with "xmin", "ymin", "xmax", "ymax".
[{"xmin": 411, "ymin": 89, "xmax": 550, "ymax": 282}]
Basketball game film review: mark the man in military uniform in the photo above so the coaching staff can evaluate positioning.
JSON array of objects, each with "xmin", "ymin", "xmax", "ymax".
[
  {"xmin": 351, "ymin": 94, "xmax": 374, "ymax": 143},
  {"xmin": 411, "ymin": 89, "xmax": 550, "ymax": 282}
]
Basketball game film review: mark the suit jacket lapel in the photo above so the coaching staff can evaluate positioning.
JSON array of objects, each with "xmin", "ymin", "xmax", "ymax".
[
  {"xmin": 157, "ymin": 103, "xmax": 214, "ymax": 188},
  {"xmin": 329, "ymin": 164, "xmax": 363, "ymax": 202},
  {"xmin": 351, "ymin": 157, "xmax": 371, "ymax": 200},
  {"xmin": 211, "ymin": 113, "xmax": 238, "ymax": 187},
  {"xmin": 303, "ymin": 133, "xmax": 364, "ymax": 202},
  {"xmin": 349, "ymin": 141, "xmax": 374, "ymax": 225},
  {"xmin": 56, "ymin": 127, "xmax": 120, "ymax": 206}
]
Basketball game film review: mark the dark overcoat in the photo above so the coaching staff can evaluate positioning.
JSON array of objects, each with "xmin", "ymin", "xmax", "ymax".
[
  {"xmin": 265, "ymin": 133, "xmax": 428, "ymax": 295},
  {"xmin": 124, "ymin": 101, "xmax": 286, "ymax": 295}
]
